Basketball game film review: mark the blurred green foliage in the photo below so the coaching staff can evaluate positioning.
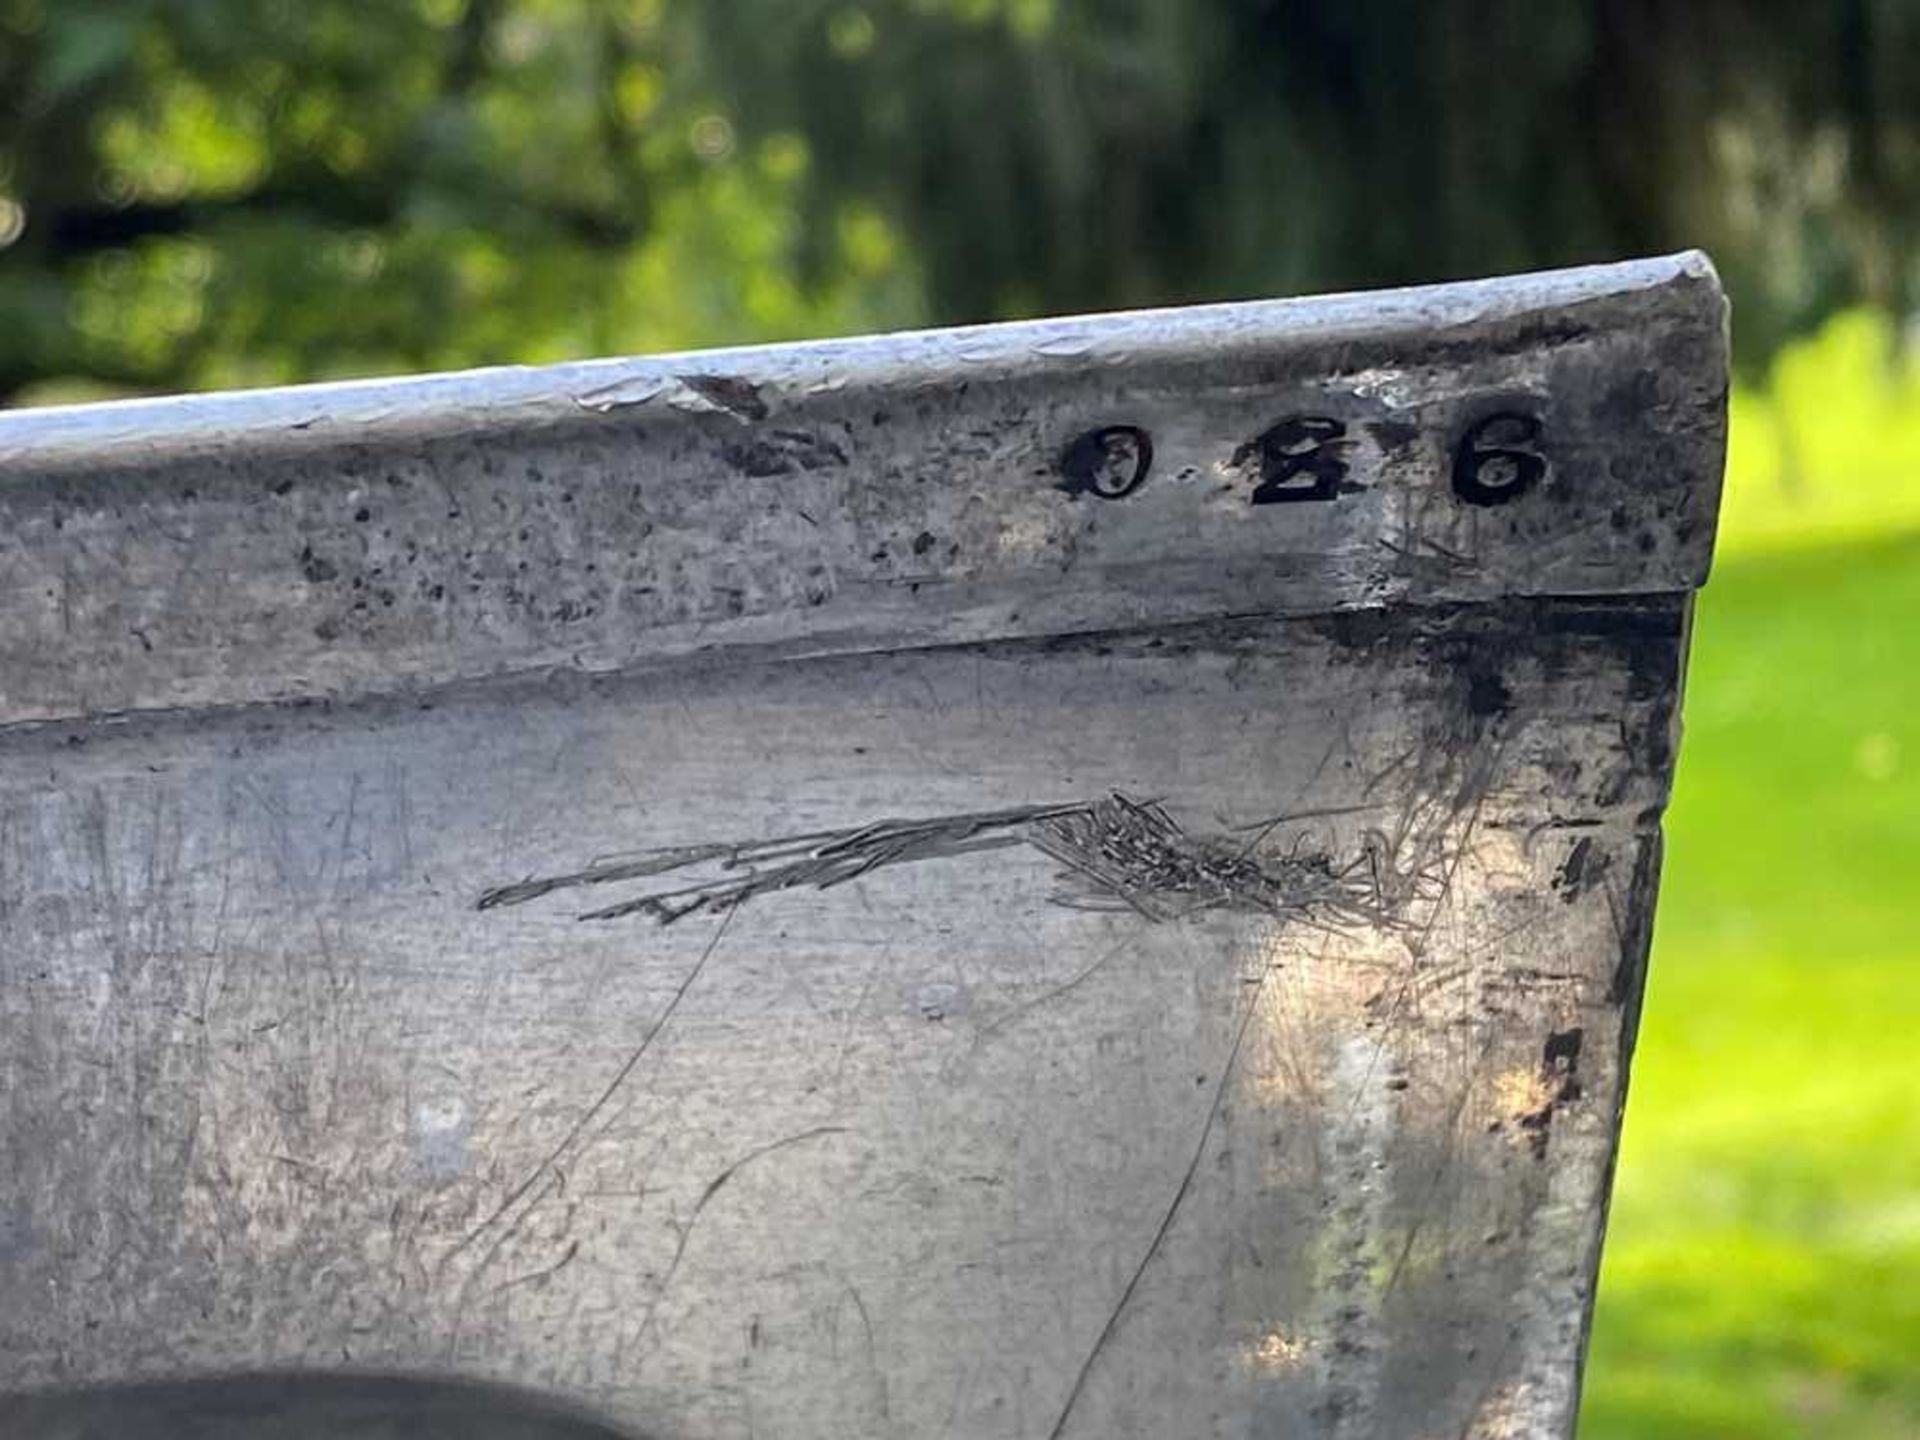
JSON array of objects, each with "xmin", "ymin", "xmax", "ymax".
[
  {"xmin": 0, "ymin": 0, "xmax": 930, "ymax": 400},
  {"xmin": 1, "ymin": 4, "xmax": 1915, "ymax": 1436},
  {"xmin": 2, "ymin": 0, "xmax": 1917, "ymax": 401},
  {"xmin": 1720, "ymin": 310, "xmax": 1920, "ymax": 552}
]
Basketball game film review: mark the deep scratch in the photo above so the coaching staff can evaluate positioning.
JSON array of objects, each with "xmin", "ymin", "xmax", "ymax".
[
  {"xmin": 439, "ymin": 905, "xmax": 738, "ymax": 1272},
  {"xmin": 637, "ymin": 1125, "xmax": 849, "ymax": 1342},
  {"xmin": 479, "ymin": 795, "xmax": 1402, "ymax": 931},
  {"xmin": 1045, "ymin": 959, "xmax": 1273, "ymax": 1440}
]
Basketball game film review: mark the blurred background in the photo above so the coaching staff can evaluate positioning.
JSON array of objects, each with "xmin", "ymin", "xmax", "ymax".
[{"xmin": 1, "ymin": 1, "xmax": 1914, "ymax": 1434}]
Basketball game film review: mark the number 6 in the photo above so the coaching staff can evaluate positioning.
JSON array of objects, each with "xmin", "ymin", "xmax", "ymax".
[{"xmin": 1453, "ymin": 412, "xmax": 1545, "ymax": 506}]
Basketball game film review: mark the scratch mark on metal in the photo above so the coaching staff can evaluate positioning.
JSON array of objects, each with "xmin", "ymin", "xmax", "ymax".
[
  {"xmin": 674, "ymin": 373, "xmax": 770, "ymax": 422},
  {"xmin": 439, "ymin": 905, "xmax": 738, "ymax": 1273},
  {"xmin": 974, "ymin": 934, "xmax": 1133, "ymax": 1042},
  {"xmin": 479, "ymin": 795, "xmax": 1403, "ymax": 929},
  {"xmin": 1339, "ymin": 759, "xmax": 1497, "ymax": 1137},
  {"xmin": 446, "ymin": 1169, "xmax": 565, "ymax": 1354},
  {"xmin": 484, "ymin": 1237, "xmax": 581, "ymax": 1301},
  {"xmin": 1045, "ymin": 953, "xmax": 1277, "ymax": 1440},
  {"xmin": 1380, "ymin": 1081, "xmax": 1475, "ymax": 1300},
  {"xmin": 837, "ymin": 1282, "xmax": 892, "ymax": 1421},
  {"xmin": 637, "ymin": 1125, "xmax": 849, "ymax": 1344}
]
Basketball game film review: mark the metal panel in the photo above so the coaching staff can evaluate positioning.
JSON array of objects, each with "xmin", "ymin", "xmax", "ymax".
[{"xmin": 0, "ymin": 254, "xmax": 1726, "ymax": 1438}]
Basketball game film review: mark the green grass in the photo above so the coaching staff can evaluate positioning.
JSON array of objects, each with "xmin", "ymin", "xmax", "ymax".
[{"xmin": 1578, "ymin": 310, "xmax": 1920, "ymax": 1439}]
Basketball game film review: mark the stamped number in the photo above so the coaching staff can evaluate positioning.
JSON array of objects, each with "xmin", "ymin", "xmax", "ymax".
[
  {"xmin": 1052, "ymin": 410, "xmax": 1548, "ymax": 508},
  {"xmin": 1453, "ymin": 412, "xmax": 1546, "ymax": 506},
  {"xmin": 1058, "ymin": 425, "xmax": 1154, "ymax": 500},
  {"xmin": 1244, "ymin": 415, "xmax": 1350, "ymax": 504}
]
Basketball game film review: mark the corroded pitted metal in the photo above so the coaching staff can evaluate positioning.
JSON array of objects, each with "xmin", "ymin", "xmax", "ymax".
[{"xmin": 0, "ymin": 256, "xmax": 1725, "ymax": 1439}]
